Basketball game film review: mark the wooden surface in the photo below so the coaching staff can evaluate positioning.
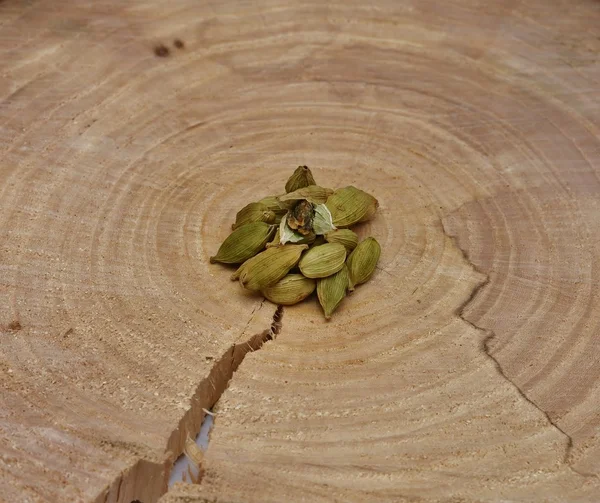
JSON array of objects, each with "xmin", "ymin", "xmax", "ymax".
[{"xmin": 1, "ymin": 0, "xmax": 600, "ymax": 502}]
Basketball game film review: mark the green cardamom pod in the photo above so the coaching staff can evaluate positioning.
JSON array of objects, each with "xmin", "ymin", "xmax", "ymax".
[
  {"xmin": 258, "ymin": 195, "xmax": 288, "ymax": 216},
  {"xmin": 279, "ymin": 185, "xmax": 334, "ymax": 206},
  {"xmin": 298, "ymin": 243, "xmax": 346, "ymax": 279},
  {"xmin": 261, "ymin": 274, "xmax": 316, "ymax": 305},
  {"xmin": 312, "ymin": 236, "xmax": 327, "ymax": 246},
  {"xmin": 297, "ymin": 231, "xmax": 316, "ymax": 244},
  {"xmin": 210, "ymin": 222, "xmax": 275, "ymax": 264},
  {"xmin": 347, "ymin": 237, "xmax": 381, "ymax": 290},
  {"xmin": 232, "ymin": 202, "xmax": 276, "ymax": 230},
  {"xmin": 317, "ymin": 265, "xmax": 349, "ymax": 319},
  {"xmin": 285, "ymin": 165, "xmax": 316, "ymax": 193},
  {"xmin": 234, "ymin": 244, "xmax": 309, "ymax": 291},
  {"xmin": 266, "ymin": 228, "xmax": 281, "ymax": 248},
  {"xmin": 325, "ymin": 186, "xmax": 378, "ymax": 228},
  {"xmin": 325, "ymin": 229, "xmax": 358, "ymax": 252}
]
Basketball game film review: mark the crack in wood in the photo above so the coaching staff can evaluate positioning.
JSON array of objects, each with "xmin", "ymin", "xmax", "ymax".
[
  {"xmin": 95, "ymin": 304, "xmax": 284, "ymax": 503},
  {"xmin": 481, "ymin": 332, "xmax": 598, "ymax": 480},
  {"xmin": 442, "ymin": 219, "xmax": 598, "ymax": 481}
]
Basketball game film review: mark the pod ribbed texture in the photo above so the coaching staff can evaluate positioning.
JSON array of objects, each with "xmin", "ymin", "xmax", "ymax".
[
  {"xmin": 325, "ymin": 229, "xmax": 358, "ymax": 252},
  {"xmin": 298, "ymin": 243, "xmax": 346, "ymax": 279},
  {"xmin": 317, "ymin": 265, "xmax": 349, "ymax": 319},
  {"xmin": 262, "ymin": 274, "xmax": 316, "ymax": 305},
  {"xmin": 325, "ymin": 186, "xmax": 378, "ymax": 228},
  {"xmin": 347, "ymin": 237, "xmax": 381, "ymax": 290},
  {"xmin": 258, "ymin": 195, "xmax": 288, "ymax": 216},
  {"xmin": 279, "ymin": 185, "xmax": 333, "ymax": 205},
  {"xmin": 232, "ymin": 202, "xmax": 276, "ymax": 229},
  {"xmin": 236, "ymin": 244, "xmax": 309, "ymax": 291},
  {"xmin": 285, "ymin": 165, "xmax": 316, "ymax": 193},
  {"xmin": 210, "ymin": 222, "xmax": 275, "ymax": 264}
]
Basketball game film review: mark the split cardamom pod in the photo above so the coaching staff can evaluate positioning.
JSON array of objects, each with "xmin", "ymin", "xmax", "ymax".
[
  {"xmin": 325, "ymin": 186, "xmax": 378, "ymax": 228},
  {"xmin": 347, "ymin": 237, "xmax": 381, "ymax": 290},
  {"xmin": 312, "ymin": 204, "xmax": 336, "ymax": 235},
  {"xmin": 279, "ymin": 217, "xmax": 317, "ymax": 245},
  {"xmin": 261, "ymin": 274, "xmax": 316, "ymax": 305},
  {"xmin": 210, "ymin": 222, "xmax": 275, "ymax": 264},
  {"xmin": 235, "ymin": 244, "xmax": 309, "ymax": 291},
  {"xmin": 317, "ymin": 265, "xmax": 349, "ymax": 319},
  {"xmin": 298, "ymin": 243, "xmax": 346, "ymax": 278},
  {"xmin": 287, "ymin": 200, "xmax": 315, "ymax": 235},
  {"xmin": 232, "ymin": 202, "xmax": 276, "ymax": 230},
  {"xmin": 325, "ymin": 229, "xmax": 358, "ymax": 252},
  {"xmin": 285, "ymin": 165, "xmax": 316, "ymax": 193}
]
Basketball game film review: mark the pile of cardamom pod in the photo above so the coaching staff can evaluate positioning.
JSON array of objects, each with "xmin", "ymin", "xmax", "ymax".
[{"xmin": 210, "ymin": 166, "xmax": 380, "ymax": 319}]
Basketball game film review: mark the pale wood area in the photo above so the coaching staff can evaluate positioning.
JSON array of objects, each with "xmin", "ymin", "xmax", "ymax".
[{"xmin": 1, "ymin": 1, "xmax": 600, "ymax": 502}]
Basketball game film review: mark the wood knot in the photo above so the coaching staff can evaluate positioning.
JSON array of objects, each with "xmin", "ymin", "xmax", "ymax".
[
  {"xmin": 8, "ymin": 320, "xmax": 22, "ymax": 331},
  {"xmin": 153, "ymin": 44, "xmax": 170, "ymax": 57}
]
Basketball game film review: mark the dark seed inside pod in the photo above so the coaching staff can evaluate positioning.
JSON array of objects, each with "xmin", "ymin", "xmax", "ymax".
[{"xmin": 287, "ymin": 200, "xmax": 315, "ymax": 235}]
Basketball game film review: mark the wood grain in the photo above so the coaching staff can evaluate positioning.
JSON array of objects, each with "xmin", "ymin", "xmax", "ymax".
[{"xmin": 1, "ymin": 0, "xmax": 599, "ymax": 502}]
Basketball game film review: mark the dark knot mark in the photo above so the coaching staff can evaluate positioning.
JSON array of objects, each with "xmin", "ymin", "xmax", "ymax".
[{"xmin": 153, "ymin": 44, "xmax": 170, "ymax": 57}]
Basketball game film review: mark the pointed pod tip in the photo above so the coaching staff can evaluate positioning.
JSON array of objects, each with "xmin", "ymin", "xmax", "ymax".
[{"xmin": 209, "ymin": 256, "xmax": 217, "ymax": 264}]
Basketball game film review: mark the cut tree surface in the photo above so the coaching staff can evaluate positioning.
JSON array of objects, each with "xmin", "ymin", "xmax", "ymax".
[{"xmin": 1, "ymin": 0, "xmax": 600, "ymax": 502}]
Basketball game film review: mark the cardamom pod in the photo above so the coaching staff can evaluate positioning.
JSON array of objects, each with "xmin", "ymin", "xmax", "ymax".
[
  {"xmin": 312, "ymin": 236, "xmax": 326, "ymax": 246},
  {"xmin": 232, "ymin": 202, "xmax": 276, "ymax": 229},
  {"xmin": 210, "ymin": 222, "xmax": 275, "ymax": 264},
  {"xmin": 325, "ymin": 186, "xmax": 378, "ymax": 228},
  {"xmin": 235, "ymin": 244, "xmax": 309, "ymax": 291},
  {"xmin": 298, "ymin": 243, "xmax": 346, "ymax": 278},
  {"xmin": 261, "ymin": 274, "xmax": 316, "ymax": 305},
  {"xmin": 317, "ymin": 264, "xmax": 349, "ymax": 319},
  {"xmin": 279, "ymin": 185, "xmax": 334, "ymax": 205},
  {"xmin": 347, "ymin": 237, "xmax": 381, "ymax": 290},
  {"xmin": 266, "ymin": 228, "xmax": 281, "ymax": 248},
  {"xmin": 325, "ymin": 229, "xmax": 358, "ymax": 252},
  {"xmin": 258, "ymin": 196, "xmax": 288, "ymax": 216},
  {"xmin": 298, "ymin": 231, "xmax": 316, "ymax": 244},
  {"xmin": 285, "ymin": 165, "xmax": 316, "ymax": 193}
]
